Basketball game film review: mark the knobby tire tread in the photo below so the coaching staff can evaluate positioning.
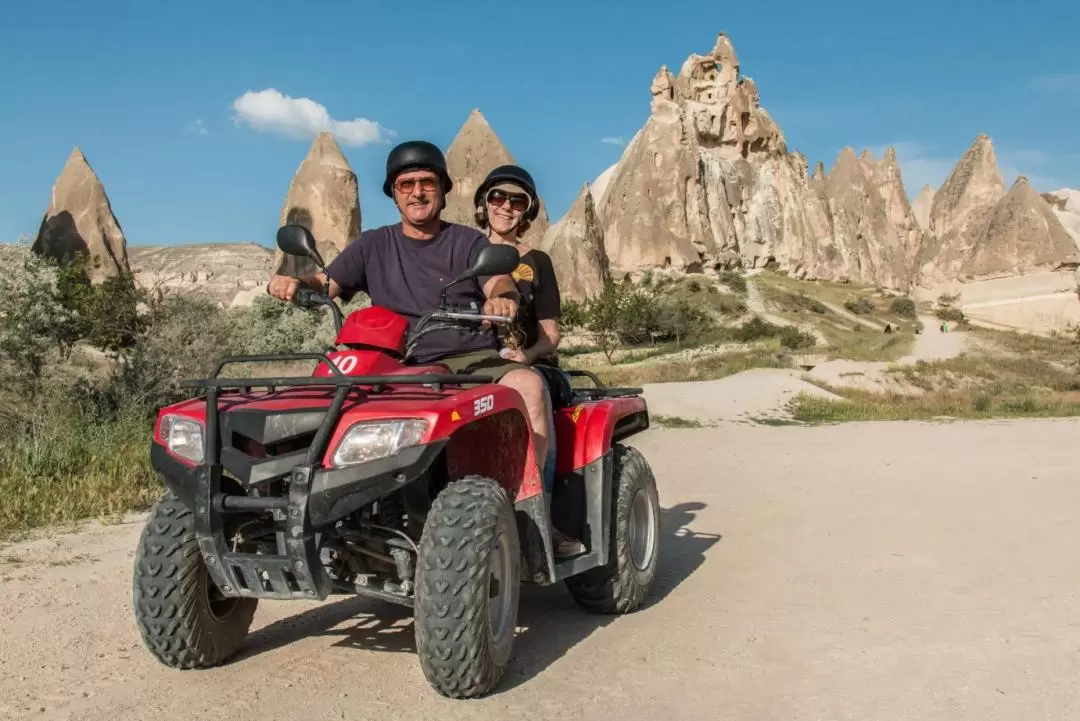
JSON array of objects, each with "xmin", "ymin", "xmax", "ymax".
[
  {"xmin": 414, "ymin": 475, "xmax": 519, "ymax": 699},
  {"xmin": 132, "ymin": 490, "xmax": 256, "ymax": 669}
]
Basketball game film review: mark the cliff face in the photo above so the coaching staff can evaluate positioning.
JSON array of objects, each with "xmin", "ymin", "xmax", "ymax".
[{"xmin": 129, "ymin": 243, "xmax": 274, "ymax": 307}]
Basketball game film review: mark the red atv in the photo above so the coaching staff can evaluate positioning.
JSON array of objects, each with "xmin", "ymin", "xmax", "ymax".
[{"xmin": 131, "ymin": 224, "xmax": 661, "ymax": 698}]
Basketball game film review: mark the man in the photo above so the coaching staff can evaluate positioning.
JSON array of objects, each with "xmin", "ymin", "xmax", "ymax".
[{"xmin": 267, "ymin": 140, "xmax": 584, "ymax": 557}]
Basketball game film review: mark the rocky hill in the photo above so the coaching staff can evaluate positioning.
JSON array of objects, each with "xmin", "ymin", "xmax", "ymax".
[{"xmin": 128, "ymin": 243, "xmax": 274, "ymax": 307}]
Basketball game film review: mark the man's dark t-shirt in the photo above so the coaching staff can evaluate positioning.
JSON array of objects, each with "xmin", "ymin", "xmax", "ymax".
[
  {"xmin": 511, "ymin": 249, "xmax": 561, "ymax": 365},
  {"xmin": 325, "ymin": 222, "xmax": 498, "ymax": 364}
]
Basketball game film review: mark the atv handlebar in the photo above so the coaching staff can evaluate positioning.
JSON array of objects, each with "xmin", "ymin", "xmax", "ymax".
[
  {"xmin": 427, "ymin": 310, "xmax": 514, "ymax": 326},
  {"xmin": 294, "ymin": 288, "xmax": 345, "ymax": 333},
  {"xmin": 286, "ymin": 288, "xmax": 514, "ymax": 361}
]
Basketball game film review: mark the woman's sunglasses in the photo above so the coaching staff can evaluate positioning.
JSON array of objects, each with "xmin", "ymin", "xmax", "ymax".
[{"xmin": 486, "ymin": 188, "xmax": 531, "ymax": 212}]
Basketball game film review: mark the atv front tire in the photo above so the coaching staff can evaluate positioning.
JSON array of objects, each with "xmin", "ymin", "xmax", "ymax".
[
  {"xmin": 132, "ymin": 490, "xmax": 258, "ymax": 668},
  {"xmin": 566, "ymin": 444, "xmax": 660, "ymax": 613},
  {"xmin": 414, "ymin": 476, "xmax": 521, "ymax": 698}
]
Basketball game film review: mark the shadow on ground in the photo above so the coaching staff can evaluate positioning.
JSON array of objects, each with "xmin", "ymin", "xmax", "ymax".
[{"xmin": 234, "ymin": 502, "xmax": 721, "ymax": 690}]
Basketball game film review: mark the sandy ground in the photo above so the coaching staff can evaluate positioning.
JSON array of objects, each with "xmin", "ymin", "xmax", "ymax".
[
  {"xmin": 643, "ymin": 368, "xmax": 843, "ymax": 423},
  {"xmin": 3, "ymin": 415, "xmax": 1080, "ymax": 721}
]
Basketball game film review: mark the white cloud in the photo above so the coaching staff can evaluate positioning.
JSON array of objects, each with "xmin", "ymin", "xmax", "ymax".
[
  {"xmin": 185, "ymin": 119, "xmax": 209, "ymax": 136},
  {"xmin": 601, "ymin": 136, "xmax": 626, "ymax": 146},
  {"xmin": 231, "ymin": 88, "xmax": 394, "ymax": 146}
]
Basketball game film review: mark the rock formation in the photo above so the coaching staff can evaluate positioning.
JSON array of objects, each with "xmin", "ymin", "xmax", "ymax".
[
  {"xmin": 874, "ymin": 147, "xmax": 924, "ymax": 259},
  {"xmin": 539, "ymin": 185, "xmax": 610, "ymax": 301},
  {"xmin": 964, "ymin": 177, "xmax": 1077, "ymax": 279},
  {"xmin": 912, "ymin": 185, "xmax": 934, "ymax": 231},
  {"xmin": 443, "ymin": 109, "xmax": 550, "ymax": 240},
  {"xmin": 32, "ymin": 147, "xmax": 129, "ymax": 282},
  {"xmin": 273, "ymin": 131, "xmax": 361, "ymax": 277},
  {"xmin": 908, "ymin": 137, "xmax": 1080, "ymax": 333},
  {"xmin": 1042, "ymin": 189, "xmax": 1080, "ymax": 248},
  {"xmin": 591, "ymin": 32, "xmax": 909, "ymax": 289},
  {"xmin": 914, "ymin": 134, "xmax": 1007, "ymax": 288},
  {"xmin": 129, "ymin": 243, "xmax": 274, "ymax": 307}
]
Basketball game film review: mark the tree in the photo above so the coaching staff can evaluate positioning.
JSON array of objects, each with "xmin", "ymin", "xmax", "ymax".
[{"xmin": 0, "ymin": 248, "xmax": 75, "ymax": 396}]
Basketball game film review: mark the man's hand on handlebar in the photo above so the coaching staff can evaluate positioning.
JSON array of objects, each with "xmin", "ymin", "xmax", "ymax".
[{"xmin": 267, "ymin": 274, "xmax": 301, "ymax": 302}]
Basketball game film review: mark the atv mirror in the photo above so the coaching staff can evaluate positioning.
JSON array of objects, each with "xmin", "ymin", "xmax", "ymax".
[
  {"xmin": 276, "ymin": 224, "xmax": 327, "ymax": 271},
  {"xmin": 459, "ymin": 244, "xmax": 520, "ymax": 282}
]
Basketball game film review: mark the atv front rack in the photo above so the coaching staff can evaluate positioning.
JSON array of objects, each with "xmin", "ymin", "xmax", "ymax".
[{"xmin": 174, "ymin": 352, "xmax": 492, "ymax": 602}]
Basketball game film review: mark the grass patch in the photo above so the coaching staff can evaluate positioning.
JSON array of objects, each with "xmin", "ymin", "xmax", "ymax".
[
  {"xmin": 791, "ymin": 349, "xmax": 1080, "ymax": 423},
  {"xmin": 821, "ymin": 325, "xmax": 915, "ymax": 362},
  {"xmin": 0, "ymin": 407, "xmax": 159, "ymax": 541},
  {"xmin": 576, "ymin": 349, "xmax": 793, "ymax": 386},
  {"xmin": 790, "ymin": 389, "xmax": 1080, "ymax": 424},
  {"xmin": 651, "ymin": 414, "xmax": 704, "ymax": 428}
]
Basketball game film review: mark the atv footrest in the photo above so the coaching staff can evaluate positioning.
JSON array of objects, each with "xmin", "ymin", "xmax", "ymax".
[{"xmin": 212, "ymin": 551, "xmax": 320, "ymax": 600}]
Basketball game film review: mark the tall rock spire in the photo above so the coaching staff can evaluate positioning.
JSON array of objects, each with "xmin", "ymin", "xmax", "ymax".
[
  {"xmin": 273, "ymin": 131, "xmax": 361, "ymax": 277},
  {"xmin": 33, "ymin": 147, "xmax": 129, "ymax": 282},
  {"xmin": 540, "ymin": 184, "xmax": 610, "ymax": 301}
]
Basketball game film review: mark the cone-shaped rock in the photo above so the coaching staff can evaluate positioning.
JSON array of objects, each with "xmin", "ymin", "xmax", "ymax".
[
  {"xmin": 33, "ymin": 148, "xmax": 129, "ymax": 282},
  {"xmin": 916, "ymin": 134, "xmax": 1006, "ymax": 287},
  {"xmin": 912, "ymin": 184, "xmax": 934, "ymax": 231},
  {"xmin": 443, "ymin": 109, "xmax": 550, "ymax": 240},
  {"xmin": 540, "ymin": 185, "xmax": 610, "ymax": 301},
  {"xmin": 274, "ymin": 131, "xmax": 361, "ymax": 277},
  {"xmin": 874, "ymin": 146, "xmax": 923, "ymax": 257},
  {"xmin": 964, "ymin": 176, "xmax": 1077, "ymax": 278}
]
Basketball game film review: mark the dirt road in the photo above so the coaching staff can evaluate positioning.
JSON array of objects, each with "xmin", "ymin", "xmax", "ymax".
[{"xmin": 4, "ymin": 417, "xmax": 1080, "ymax": 721}]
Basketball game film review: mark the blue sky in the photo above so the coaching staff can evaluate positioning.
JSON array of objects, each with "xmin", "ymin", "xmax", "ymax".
[{"xmin": 1, "ymin": 0, "xmax": 1078, "ymax": 247}]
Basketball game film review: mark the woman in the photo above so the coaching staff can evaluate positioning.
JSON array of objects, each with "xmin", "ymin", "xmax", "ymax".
[
  {"xmin": 474, "ymin": 165, "xmax": 583, "ymax": 556},
  {"xmin": 473, "ymin": 164, "xmax": 562, "ymax": 368}
]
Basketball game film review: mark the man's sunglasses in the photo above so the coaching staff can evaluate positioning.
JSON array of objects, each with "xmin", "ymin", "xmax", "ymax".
[
  {"xmin": 394, "ymin": 177, "xmax": 440, "ymax": 194},
  {"xmin": 486, "ymin": 188, "xmax": 531, "ymax": 212}
]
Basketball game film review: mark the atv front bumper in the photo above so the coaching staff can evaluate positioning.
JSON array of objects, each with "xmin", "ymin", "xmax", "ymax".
[{"xmin": 151, "ymin": 440, "xmax": 445, "ymax": 601}]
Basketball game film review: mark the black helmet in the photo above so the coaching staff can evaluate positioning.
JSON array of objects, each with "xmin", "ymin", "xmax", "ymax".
[
  {"xmin": 473, "ymin": 164, "xmax": 541, "ymax": 222},
  {"xmin": 382, "ymin": 140, "xmax": 453, "ymax": 197}
]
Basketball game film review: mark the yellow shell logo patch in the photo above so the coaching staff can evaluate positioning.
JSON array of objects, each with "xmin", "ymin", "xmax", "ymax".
[
  {"xmin": 511, "ymin": 262, "xmax": 534, "ymax": 282},
  {"xmin": 571, "ymin": 406, "xmax": 583, "ymax": 423},
  {"xmin": 450, "ymin": 410, "xmax": 461, "ymax": 422}
]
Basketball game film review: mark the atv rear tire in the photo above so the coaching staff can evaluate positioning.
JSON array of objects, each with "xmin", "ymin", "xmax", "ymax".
[
  {"xmin": 414, "ymin": 476, "xmax": 521, "ymax": 699},
  {"xmin": 132, "ymin": 490, "xmax": 258, "ymax": 668},
  {"xmin": 566, "ymin": 444, "xmax": 660, "ymax": 613}
]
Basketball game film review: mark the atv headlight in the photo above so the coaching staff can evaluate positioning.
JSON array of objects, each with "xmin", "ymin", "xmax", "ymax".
[
  {"xmin": 331, "ymin": 420, "xmax": 428, "ymax": 468},
  {"xmin": 160, "ymin": 415, "xmax": 204, "ymax": 464}
]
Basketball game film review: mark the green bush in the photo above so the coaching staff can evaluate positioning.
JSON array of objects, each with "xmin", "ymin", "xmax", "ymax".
[
  {"xmin": 935, "ymin": 308, "xmax": 965, "ymax": 323},
  {"xmin": 890, "ymin": 297, "xmax": 918, "ymax": 319},
  {"xmin": 844, "ymin": 298, "xmax": 876, "ymax": 315},
  {"xmin": 718, "ymin": 270, "xmax": 747, "ymax": 294},
  {"xmin": 560, "ymin": 299, "xmax": 587, "ymax": 329},
  {"xmin": 723, "ymin": 316, "xmax": 815, "ymax": 348}
]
